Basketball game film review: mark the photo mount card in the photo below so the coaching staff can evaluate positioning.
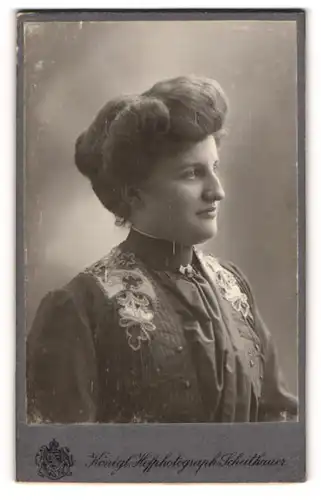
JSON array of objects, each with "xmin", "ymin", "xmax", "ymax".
[{"xmin": 16, "ymin": 9, "xmax": 306, "ymax": 483}]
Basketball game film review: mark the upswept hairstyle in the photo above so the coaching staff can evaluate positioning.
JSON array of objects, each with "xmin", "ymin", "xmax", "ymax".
[{"xmin": 75, "ymin": 75, "xmax": 228, "ymax": 225}]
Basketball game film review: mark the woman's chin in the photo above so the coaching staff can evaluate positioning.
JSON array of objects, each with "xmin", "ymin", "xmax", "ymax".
[
  {"xmin": 198, "ymin": 220, "xmax": 218, "ymax": 239},
  {"xmin": 178, "ymin": 222, "xmax": 218, "ymax": 246}
]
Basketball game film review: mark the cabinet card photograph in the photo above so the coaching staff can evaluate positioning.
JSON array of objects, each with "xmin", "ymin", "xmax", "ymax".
[{"xmin": 16, "ymin": 10, "xmax": 305, "ymax": 482}]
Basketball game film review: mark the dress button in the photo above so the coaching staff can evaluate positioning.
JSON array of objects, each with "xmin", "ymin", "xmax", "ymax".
[
  {"xmin": 249, "ymin": 360, "xmax": 255, "ymax": 367},
  {"xmin": 226, "ymin": 363, "xmax": 233, "ymax": 373},
  {"xmin": 176, "ymin": 346, "xmax": 183, "ymax": 353},
  {"xmin": 184, "ymin": 380, "xmax": 191, "ymax": 389}
]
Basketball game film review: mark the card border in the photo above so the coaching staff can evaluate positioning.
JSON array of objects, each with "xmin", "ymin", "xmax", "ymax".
[{"xmin": 16, "ymin": 9, "xmax": 306, "ymax": 483}]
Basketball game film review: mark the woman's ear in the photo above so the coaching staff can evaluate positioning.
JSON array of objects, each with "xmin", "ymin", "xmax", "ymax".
[{"xmin": 121, "ymin": 185, "xmax": 145, "ymax": 210}]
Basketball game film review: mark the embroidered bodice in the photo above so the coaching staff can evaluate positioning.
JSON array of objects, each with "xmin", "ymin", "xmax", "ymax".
[{"xmin": 27, "ymin": 229, "xmax": 298, "ymax": 424}]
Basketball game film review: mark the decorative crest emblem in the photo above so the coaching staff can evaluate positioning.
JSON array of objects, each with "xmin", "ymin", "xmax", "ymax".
[{"xmin": 35, "ymin": 438, "xmax": 74, "ymax": 480}]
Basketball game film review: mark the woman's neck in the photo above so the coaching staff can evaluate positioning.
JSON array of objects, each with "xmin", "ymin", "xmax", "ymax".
[
  {"xmin": 124, "ymin": 226, "xmax": 194, "ymax": 270},
  {"xmin": 131, "ymin": 225, "xmax": 165, "ymax": 241}
]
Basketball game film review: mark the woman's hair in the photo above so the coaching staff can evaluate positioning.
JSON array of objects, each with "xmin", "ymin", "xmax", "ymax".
[{"xmin": 75, "ymin": 75, "xmax": 228, "ymax": 225}]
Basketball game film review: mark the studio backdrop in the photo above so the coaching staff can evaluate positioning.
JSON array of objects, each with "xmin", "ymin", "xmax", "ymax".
[{"xmin": 24, "ymin": 20, "xmax": 298, "ymax": 395}]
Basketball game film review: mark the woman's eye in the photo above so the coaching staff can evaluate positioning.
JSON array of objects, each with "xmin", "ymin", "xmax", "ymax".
[
  {"xmin": 182, "ymin": 168, "xmax": 199, "ymax": 179},
  {"xmin": 184, "ymin": 170, "xmax": 196, "ymax": 179},
  {"xmin": 180, "ymin": 163, "xmax": 219, "ymax": 180}
]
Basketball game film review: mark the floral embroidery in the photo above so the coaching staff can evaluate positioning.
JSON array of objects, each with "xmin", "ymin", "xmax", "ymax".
[
  {"xmin": 215, "ymin": 268, "xmax": 250, "ymax": 319},
  {"xmin": 197, "ymin": 251, "xmax": 253, "ymax": 321},
  {"xmin": 88, "ymin": 248, "xmax": 137, "ymax": 282},
  {"xmin": 113, "ymin": 251, "xmax": 137, "ymax": 269},
  {"xmin": 117, "ymin": 285, "xmax": 156, "ymax": 351},
  {"xmin": 86, "ymin": 248, "xmax": 157, "ymax": 351},
  {"xmin": 116, "ymin": 270, "xmax": 156, "ymax": 351}
]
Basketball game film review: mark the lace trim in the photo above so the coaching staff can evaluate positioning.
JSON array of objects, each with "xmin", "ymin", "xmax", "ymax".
[
  {"xmin": 197, "ymin": 251, "xmax": 253, "ymax": 321},
  {"xmin": 86, "ymin": 247, "xmax": 156, "ymax": 351},
  {"xmin": 115, "ymin": 271, "xmax": 156, "ymax": 351},
  {"xmin": 87, "ymin": 247, "xmax": 253, "ymax": 349}
]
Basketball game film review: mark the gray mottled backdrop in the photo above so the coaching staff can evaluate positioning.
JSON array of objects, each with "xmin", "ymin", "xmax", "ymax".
[{"xmin": 24, "ymin": 20, "xmax": 298, "ymax": 394}]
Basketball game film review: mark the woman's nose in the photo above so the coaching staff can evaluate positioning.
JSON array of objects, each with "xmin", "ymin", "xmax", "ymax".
[{"xmin": 202, "ymin": 172, "xmax": 225, "ymax": 202}]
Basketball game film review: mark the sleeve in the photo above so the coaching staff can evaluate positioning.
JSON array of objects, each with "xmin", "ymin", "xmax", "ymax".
[
  {"xmin": 26, "ymin": 287, "xmax": 99, "ymax": 423},
  {"xmin": 226, "ymin": 262, "xmax": 299, "ymax": 422},
  {"xmin": 254, "ymin": 310, "xmax": 298, "ymax": 422}
]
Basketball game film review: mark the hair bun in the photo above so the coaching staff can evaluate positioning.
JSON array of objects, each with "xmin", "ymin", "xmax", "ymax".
[
  {"xmin": 74, "ymin": 95, "xmax": 141, "ymax": 180},
  {"xmin": 108, "ymin": 96, "xmax": 170, "ymax": 141}
]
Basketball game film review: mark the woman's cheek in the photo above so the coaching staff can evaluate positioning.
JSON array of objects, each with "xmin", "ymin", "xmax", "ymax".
[{"xmin": 175, "ymin": 184, "xmax": 201, "ymax": 207}]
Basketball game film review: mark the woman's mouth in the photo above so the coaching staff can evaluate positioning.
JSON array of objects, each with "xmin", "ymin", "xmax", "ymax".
[{"xmin": 197, "ymin": 207, "xmax": 218, "ymax": 219}]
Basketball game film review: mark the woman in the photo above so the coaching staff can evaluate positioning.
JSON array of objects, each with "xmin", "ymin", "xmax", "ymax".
[{"xmin": 27, "ymin": 75, "xmax": 298, "ymax": 423}]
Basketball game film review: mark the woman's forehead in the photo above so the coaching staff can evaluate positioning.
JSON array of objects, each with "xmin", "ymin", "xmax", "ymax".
[
  {"xmin": 165, "ymin": 135, "xmax": 219, "ymax": 169},
  {"xmin": 181, "ymin": 135, "xmax": 218, "ymax": 162}
]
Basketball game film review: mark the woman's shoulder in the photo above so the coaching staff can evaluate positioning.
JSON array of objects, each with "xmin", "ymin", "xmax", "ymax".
[
  {"xmin": 82, "ymin": 244, "xmax": 137, "ymax": 279},
  {"xmin": 35, "ymin": 244, "xmax": 157, "ymax": 320},
  {"xmin": 29, "ymin": 245, "xmax": 130, "ymax": 335},
  {"xmin": 195, "ymin": 248, "xmax": 249, "ymax": 283},
  {"xmin": 33, "ymin": 246, "xmax": 124, "ymax": 309},
  {"xmin": 195, "ymin": 249, "xmax": 255, "ymax": 308},
  {"xmin": 82, "ymin": 244, "xmax": 158, "ymax": 310}
]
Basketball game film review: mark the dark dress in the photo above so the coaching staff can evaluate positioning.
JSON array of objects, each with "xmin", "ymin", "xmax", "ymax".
[{"xmin": 27, "ymin": 229, "xmax": 298, "ymax": 423}]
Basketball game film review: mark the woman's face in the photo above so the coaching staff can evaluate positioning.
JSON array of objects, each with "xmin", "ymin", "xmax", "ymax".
[{"xmin": 132, "ymin": 135, "xmax": 225, "ymax": 246}]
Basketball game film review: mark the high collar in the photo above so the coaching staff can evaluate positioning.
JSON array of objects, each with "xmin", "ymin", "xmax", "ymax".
[{"xmin": 121, "ymin": 227, "xmax": 194, "ymax": 272}]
